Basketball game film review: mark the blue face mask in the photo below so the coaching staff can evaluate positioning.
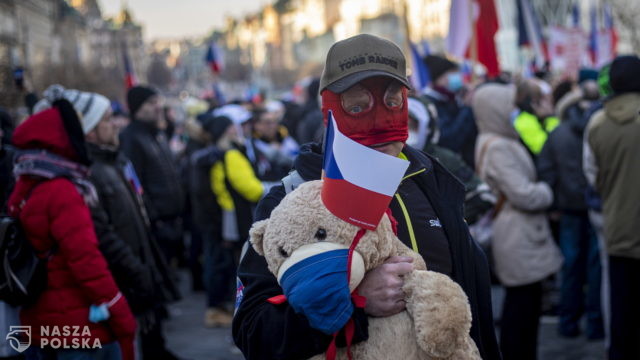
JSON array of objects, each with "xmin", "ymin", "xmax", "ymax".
[
  {"xmin": 446, "ymin": 72, "xmax": 464, "ymax": 93},
  {"xmin": 279, "ymin": 249, "xmax": 353, "ymax": 335},
  {"xmin": 89, "ymin": 304, "xmax": 110, "ymax": 323}
]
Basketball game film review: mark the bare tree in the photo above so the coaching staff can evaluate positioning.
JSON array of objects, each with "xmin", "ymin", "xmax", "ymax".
[
  {"xmin": 533, "ymin": 0, "xmax": 573, "ymax": 26},
  {"xmin": 610, "ymin": 0, "xmax": 640, "ymax": 53}
]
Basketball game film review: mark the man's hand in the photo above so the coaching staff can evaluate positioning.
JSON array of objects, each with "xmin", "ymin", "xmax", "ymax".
[{"xmin": 356, "ymin": 256, "xmax": 414, "ymax": 317}]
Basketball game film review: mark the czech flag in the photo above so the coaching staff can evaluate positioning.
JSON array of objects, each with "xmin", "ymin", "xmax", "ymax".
[
  {"xmin": 517, "ymin": 0, "xmax": 548, "ymax": 69},
  {"xmin": 409, "ymin": 41, "xmax": 430, "ymax": 93},
  {"xmin": 597, "ymin": 3, "xmax": 618, "ymax": 67},
  {"xmin": 123, "ymin": 48, "xmax": 137, "ymax": 89},
  {"xmin": 589, "ymin": 4, "xmax": 598, "ymax": 66},
  {"xmin": 205, "ymin": 41, "xmax": 224, "ymax": 74},
  {"xmin": 321, "ymin": 111, "xmax": 409, "ymax": 230},
  {"xmin": 446, "ymin": 0, "xmax": 501, "ymax": 77}
]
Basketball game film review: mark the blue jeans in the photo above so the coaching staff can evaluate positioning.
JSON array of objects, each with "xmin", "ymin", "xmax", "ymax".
[
  {"xmin": 558, "ymin": 212, "xmax": 604, "ymax": 338},
  {"xmin": 25, "ymin": 341, "xmax": 121, "ymax": 360}
]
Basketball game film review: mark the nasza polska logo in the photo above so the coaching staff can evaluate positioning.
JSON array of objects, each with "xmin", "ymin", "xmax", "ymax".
[
  {"xmin": 5, "ymin": 326, "xmax": 102, "ymax": 352},
  {"xmin": 6, "ymin": 326, "xmax": 30, "ymax": 353}
]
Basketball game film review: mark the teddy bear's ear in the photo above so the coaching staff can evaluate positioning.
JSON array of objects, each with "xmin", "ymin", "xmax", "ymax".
[{"xmin": 249, "ymin": 219, "xmax": 269, "ymax": 256}]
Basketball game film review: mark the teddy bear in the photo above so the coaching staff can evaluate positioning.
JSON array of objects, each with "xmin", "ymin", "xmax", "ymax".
[{"xmin": 250, "ymin": 180, "xmax": 481, "ymax": 360}]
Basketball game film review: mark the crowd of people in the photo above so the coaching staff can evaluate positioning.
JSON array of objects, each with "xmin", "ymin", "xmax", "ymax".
[{"xmin": 0, "ymin": 33, "xmax": 638, "ymax": 360}]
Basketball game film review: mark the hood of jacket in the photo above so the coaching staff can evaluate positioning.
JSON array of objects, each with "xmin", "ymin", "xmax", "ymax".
[
  {"xmin": 472, "ymin": 83, "xmax": 518, "ymax": 140},
  {"xmin": 12, "ymin": 107, "xmax": 80, "ymax": 162},
  {"xmin": 556, "ymin": 88, "xmax": 583, "ymax": 121},
  {"xmin": 604, "ymin": 92, "xmax": 640, "ymax": 125},
  {"xmin": 556, "ymin": 88, "xmax": 593, "ymax": 134}
]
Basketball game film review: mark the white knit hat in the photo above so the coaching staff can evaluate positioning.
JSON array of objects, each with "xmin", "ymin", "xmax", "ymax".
[{"xmin": 34, "ymin": 84, "xmax": 111, "ymax": 134}]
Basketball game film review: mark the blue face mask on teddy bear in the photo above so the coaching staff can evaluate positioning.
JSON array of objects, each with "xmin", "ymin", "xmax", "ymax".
[
  {"xmin": 279, "ymin": 248, "xmax": 354, "ymax": 334},
  {"xmin": 275, "ymin": 241, "xmax": 366, "ymax": 335}
]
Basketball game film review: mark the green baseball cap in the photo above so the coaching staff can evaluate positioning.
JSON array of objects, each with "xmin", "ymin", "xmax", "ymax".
[{"xmin": 319, "ymin": 34, "xmax": 410, "ymax": 94}]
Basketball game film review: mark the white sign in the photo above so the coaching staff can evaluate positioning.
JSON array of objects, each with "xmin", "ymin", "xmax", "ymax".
[{"xmin": 548, "ymin": 27, "xmax": 587, "ymax": 79}]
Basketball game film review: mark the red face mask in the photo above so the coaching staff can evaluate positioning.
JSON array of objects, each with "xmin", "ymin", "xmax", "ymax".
[{"xmin": 321, "ymin": 77, "xmax": 408, "ymax": 146}]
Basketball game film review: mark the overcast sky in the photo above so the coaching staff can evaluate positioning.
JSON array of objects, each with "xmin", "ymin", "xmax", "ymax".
[{"xmin": 99, "ymin": 0, "xmax": 269, "ymax": 40}]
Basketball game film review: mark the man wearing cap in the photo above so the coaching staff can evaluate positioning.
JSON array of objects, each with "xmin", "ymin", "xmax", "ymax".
[
  {"xmin": 233, "ymin": 34, "xmax": 500, "ymax": 360},
  {"xmin": 586, "ymin": 55, "xmax": 640, "ymax": 360},
  {"xmin": 120, "ymin": 86, "xmax": 185, "ymax": 264}
]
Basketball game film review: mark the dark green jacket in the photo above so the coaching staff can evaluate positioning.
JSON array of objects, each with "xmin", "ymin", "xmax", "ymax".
[{"xmin": 587, "ymin": 93, "xmax": 640, "ymax": 259}]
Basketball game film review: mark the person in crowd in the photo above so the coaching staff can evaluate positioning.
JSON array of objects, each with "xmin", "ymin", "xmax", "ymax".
[
  {"xmin": 120, "ymin": 86, "xmax": 185, "ymax": 265},
  {"xmin": 407, "ymin": 97, "xmax": 495, "ymax": 227},
  {"xmin": 296, "ymin": 78, "xmax": 324, "ymax": 144},
  {"xmin": 538, "ymin": 75, "xmax": 603, "ymax": 340},
  {"xmin": 233, "ymin": 33, "xmax": 500, "ymax": 360},
  {"xmin": 34, "ymin": 85, "xmax": 182, "ymax": 360},
  {"xmin": 582, "ymin": 63, "xmax": 614, "ymax": 347},
  {"xmin": 0, "ymin": 109, "xmax": 20, "ymax": 360},
  {"xmin": 251, "ymin": 100, "xmax": 299, "ymax": 186},
  {"xmin": 421, "ymin": 54, "xmax": 477, "ymax": 168},
  {"xmin": 205, "ymin": 114, "xmax": 264, "ymax": 327},
  {"xmin": 110, "ymin": 102, "xmax": 130, "ymax": 133},
  {"xmin": 186, "ymin": 113, "xmax": 226, "ymax": 325},
  {"xmin": 182, "ymin": 107, "xmax": 216, "ymax": 292},
  {"xmin": 552, "ymin": 79, "xmax": 574, "ymax": 108},
  {"xmin": 7, "ymin": 95, "xmax": 136, "ymax": 360},
  {"xmin": 180, "ymin": 108, "xmax": 215, "ymax": 291},
  {"xmin": 512, "ymin": 78, "xmax": 559, "ymax": 157},
  {"xmin": 473, "ymin": 83, "xmax": 563, "ymax": 360},
  {"xmin": 0, "ymin": 108, "xmax": 15, "ymax": 207},
  {"xmin": 585, "ymin": 55, "xmax": 640, "ymax": 360}
]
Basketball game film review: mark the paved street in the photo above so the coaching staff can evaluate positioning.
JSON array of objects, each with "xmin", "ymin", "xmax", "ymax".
[
  {"xmin": 165, "ymin": 272, "xmax": 242, "ymax": 360},
  {"xmin": 165, "ymin": 274, "xmax": 605, "ymax": 360}
]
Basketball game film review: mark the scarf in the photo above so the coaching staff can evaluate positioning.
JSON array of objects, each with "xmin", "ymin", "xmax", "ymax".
[{"xmin": 13, "ymin": 150, "xmax": 98, "ymax": 206}]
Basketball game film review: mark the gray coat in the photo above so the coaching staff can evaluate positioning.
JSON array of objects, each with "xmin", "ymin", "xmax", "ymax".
[{"xmin": 473, "ymin": 84, "xmax": 563, "ymax": 286}]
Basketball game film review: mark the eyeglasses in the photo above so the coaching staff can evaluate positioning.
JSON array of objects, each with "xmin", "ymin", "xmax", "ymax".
[{"xmin": 340, "ymin": 81, "xmax": 404, "ymax": 115}]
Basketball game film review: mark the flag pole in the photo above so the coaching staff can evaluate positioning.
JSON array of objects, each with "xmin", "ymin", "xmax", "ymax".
[
  {"xmin": 403, "ymin": 0, "xmax": 414, "ymax": 81},
  {"xmin": 467, "ymin": 0, "xmax": 478, "ymax": 82}
]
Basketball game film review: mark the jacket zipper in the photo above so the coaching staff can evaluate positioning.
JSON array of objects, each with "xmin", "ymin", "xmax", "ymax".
[{"xmin": 394, "ymin": 168, "xmax": 427, "ymax": 253}]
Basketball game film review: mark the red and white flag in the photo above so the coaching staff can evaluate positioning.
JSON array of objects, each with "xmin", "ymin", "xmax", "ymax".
[
  {"xmin": 446, "ymin": 0, "xmax": 500, "ymax": 77},
  {"xmin": 321, "ymin": 112, "xmax": 409, "ymax": 230}
]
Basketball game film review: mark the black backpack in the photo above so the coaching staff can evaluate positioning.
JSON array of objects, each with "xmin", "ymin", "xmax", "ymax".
[{"xmin": 0, "ymin": 183, "xmax": 50, "ymax": 306}]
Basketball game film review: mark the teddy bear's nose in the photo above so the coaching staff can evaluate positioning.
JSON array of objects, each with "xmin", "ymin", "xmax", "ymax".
[
  {"xmin": 314, "ymin": 228, "xmax": 327, "ymax": 241},
  {"xmin": 279, "ymin": 247, "xmax": 289, "ymax": 257}
]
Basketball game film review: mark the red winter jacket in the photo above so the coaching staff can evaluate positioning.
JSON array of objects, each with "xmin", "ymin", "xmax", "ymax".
[{"xmin": 7, "ymin": 108, "xmax": 136, "ymax": 359}]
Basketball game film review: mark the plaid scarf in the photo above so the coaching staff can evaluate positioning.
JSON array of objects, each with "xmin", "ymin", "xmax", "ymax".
[{"xmin": 13, "ymin": 150, "xmax": 98, "ymax": 206}]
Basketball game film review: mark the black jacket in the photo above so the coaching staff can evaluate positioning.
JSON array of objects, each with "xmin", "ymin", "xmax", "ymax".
[
  {"xmin": 422, "ymin": 91, "xmax": 477, "ymax": 169},
  {"xmin": 88, "ymin": 144, "xmax": 180, "ymax": 314},
  {"xmin": 232, "ymin": 143, "xmax": 501, "ymax": 360},
  {"xmin": 189, "ymin": 145, "xmax": 222, "ymax": 229},
  {"xmin": 538, "ymin": 103, "xmax": 590, "ymax": 212},
  {"xmin": 0, "ymin": 145, "xmax": 15, "ymax": 210},
  {"xmin": 119, "ymin": 120, "xmax": 184, "ymax": 221}
]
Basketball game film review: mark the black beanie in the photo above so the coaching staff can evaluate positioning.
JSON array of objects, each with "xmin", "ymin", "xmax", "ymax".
[
  {"xmin": 203, "ymin": 116, "xmax": 233, "ymax": 144},
  {"xmin": 423, "ymin": 55, "xmax": 459, "ymax": 83},
  {"xmin": 127, "ymin": 86, "xmax": 157, "ymax": 118},
  {"xmin": 609, "ymin": 55, "xmax": 640, "ymax": 95}
]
